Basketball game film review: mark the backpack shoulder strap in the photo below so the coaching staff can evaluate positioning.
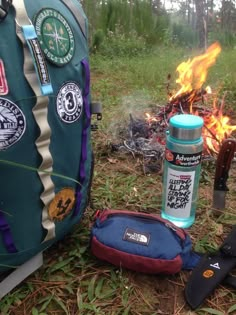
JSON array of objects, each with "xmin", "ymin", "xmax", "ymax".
[{"xmin": 60, "ymin": 0, "xmax": 87, "ymax": 39}]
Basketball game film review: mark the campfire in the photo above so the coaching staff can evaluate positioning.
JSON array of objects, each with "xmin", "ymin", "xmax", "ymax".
[{"xmin": 112, "ymin": 42, "xmax": 236, "ymax": 172}]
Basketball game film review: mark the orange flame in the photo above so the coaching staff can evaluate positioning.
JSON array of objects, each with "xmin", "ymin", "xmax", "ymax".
[
  {"xmin": 169, "ymin": 42, "xmax": 236, "ymax": 153},
  {"xmin": 202, "ymin": 110, "xmax": 236, "ymax": 153},
  {"xmin": 143, "ymin": 43, "xmax": 236, "ymax": 155},
  {"xmin": 171, "ymin": 42, "xmax": 222, "ymax": 100}
]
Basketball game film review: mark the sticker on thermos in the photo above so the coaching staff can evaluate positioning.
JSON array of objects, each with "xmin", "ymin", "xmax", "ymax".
[
  {"xmin": 165, "ymin": 168, "xmax": 195, "ymax": 218},
  {"xmin": 165, "ymin": 149, "xmax": 202, "ymax": 167}
]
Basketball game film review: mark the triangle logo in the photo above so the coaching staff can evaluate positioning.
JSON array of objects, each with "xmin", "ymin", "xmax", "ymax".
[{"xmin": 210, "ymin": 262, "xmax": 220, "ymax": 270}]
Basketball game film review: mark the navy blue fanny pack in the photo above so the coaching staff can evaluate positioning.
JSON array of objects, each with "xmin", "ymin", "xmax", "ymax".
[{"xmin": 91, "ymin": 209, "xmax": 200, "ymax": 274}]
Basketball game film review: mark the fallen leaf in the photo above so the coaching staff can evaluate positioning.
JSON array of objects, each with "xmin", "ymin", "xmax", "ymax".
[{"xmin": 107, "ymin": 158, "xmax": 119, "ymax": 164}]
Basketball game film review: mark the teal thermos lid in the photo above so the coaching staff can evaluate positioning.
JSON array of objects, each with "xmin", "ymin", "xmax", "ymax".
[{"xmin": 169, "ymin": 114, "xmax": 204, "ymax": 140}]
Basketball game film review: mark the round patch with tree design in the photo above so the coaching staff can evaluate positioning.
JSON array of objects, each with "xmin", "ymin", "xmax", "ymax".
[{"xmin": 34, "ymin": 8, "xmax": 75, "ymax": 66}]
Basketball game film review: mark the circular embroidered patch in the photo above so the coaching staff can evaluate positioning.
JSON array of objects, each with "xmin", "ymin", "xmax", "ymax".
[
  {"xmin": 34, "ymin": 8, "xmax": 75, "ymax": 66},
  {"xmin": 48, "ymin": 188, "xmax": 75, "ymax": 221},
  {"xmin": 56, "ymin": 82, "xmax": 83, "ymax": 123},
  {"xmin": 0, "ymin": 98, "xmax": 26, "ymax": 150}
]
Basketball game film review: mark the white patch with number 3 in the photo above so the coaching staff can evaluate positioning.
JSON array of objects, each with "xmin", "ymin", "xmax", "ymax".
[{"xmin": 56, "ymin": 82, "xmax": 83, "ymax": 123}]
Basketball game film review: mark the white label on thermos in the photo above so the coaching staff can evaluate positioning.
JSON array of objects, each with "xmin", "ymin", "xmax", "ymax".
[{"xmin": 165, "ymin": 168, "xmax": 195, "ymax": 218}]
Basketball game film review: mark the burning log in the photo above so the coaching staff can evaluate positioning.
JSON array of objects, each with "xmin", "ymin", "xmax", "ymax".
[{"xmin": 169, "ymin": 88, "xmax": 208, "ymax": 107}]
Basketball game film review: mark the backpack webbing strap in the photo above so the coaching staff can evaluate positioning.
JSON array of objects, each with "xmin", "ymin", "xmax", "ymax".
[
  {"xmin": 60, "ymin": 0, "xmax": 87, "ymax": 39},
  {"xmin": 14, "ymin": 0, "xmax": 56, "ymax": 242},
  {"xmin": 74, "ymin": 59, "xmax": 91, "ymax": 216},
  {"xmin": 0, "ymin": 211, "xmax": 17, "ymax": 253}
]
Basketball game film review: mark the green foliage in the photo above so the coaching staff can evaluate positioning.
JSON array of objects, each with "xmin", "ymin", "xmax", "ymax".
[
  {"xmin": 95, "ymin": 26, "xmax": 150, "ymax": 57},
  {"xmin": 99, "ymin": 0, "xmax": 130, "ymax": 34},
  {"xmin": 171, "ymin": 22, "xmax": 198, "ymax": 47},
  {"xmin": 206, "ymin": 47, "xmax": 236, "ymax": 107},
  {"xmin": 83, "ymin": 0, "xmax": 170, "ymax": 52},
  {"xmin": 209, "ymin": 30, "xmax": 236, "ymax": 48},
  {"xmin": 92, "ymin": 29, "xmax": 105, "ymax": 53},
  {"xmin": 90, "ymin": 45, "xmax": 186, "ymax": 105},
  {"xmin": 155, "ymin": 17, "xmax": 170, "ymax": 44},
  {"xmin": 82, "ymin": 0, "xmax": 236, "ymax": 54}
]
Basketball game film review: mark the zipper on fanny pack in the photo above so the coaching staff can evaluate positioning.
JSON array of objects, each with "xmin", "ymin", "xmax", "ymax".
[{"xmin": 96, "ymin": 209, "xmax": 186, "ymax": 240}]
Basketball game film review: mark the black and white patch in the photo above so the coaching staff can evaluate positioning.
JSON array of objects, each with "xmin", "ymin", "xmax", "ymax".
[
  {"xmin": 28, "ymin": 38, "xmax": 51, "ymax": 86},
  {"xmin": 56, "ymin": 82, "xmax": 83, "ymax": 123},
  {"xmin": 123, "ymin": 228, "xmax": 150, "ymax": 246},
  {"xmin": 0, "ymin": 98, "xmax": 26, "ymax": 150}
]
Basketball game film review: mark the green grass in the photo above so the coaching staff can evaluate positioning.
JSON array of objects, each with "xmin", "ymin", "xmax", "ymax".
[
  {"xmin": 91, "ymin": 45, "xmax": 236, "ymax": 124},
  {"xmin": 1, "ymin": 45, "xmax": 236, "ymax": 315}
]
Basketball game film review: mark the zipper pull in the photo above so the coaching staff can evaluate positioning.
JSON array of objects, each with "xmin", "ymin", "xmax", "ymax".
[
  {"xmin": 94, "ymin": 210, "xmax": 101, "ymax": 219},
  {"xmin": 165, "ymin": 222, "xmax": 177, "ymax": 232}
]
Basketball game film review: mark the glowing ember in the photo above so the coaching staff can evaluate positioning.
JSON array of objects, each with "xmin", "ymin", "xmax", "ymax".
[
  {"xmin": 205, "ymin": 86, "xmax": 212, "ymax": 94},
  {"xmin": 145, "ymin": 113, "xmax": 157, "ymax": 122},
  {"xmin": 170, "ymin": 42, "xmax": 221, "ymax": 101}
]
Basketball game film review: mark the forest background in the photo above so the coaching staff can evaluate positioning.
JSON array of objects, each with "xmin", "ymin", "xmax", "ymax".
[{"xmin": 81, "ymin": 0, "xmax": 236, "ymax": 55}]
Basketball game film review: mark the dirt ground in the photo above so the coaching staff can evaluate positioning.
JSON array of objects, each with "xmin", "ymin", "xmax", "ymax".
[{"xmin": 90, "ymin": 128, "xmax": 236, "ymax": 315}]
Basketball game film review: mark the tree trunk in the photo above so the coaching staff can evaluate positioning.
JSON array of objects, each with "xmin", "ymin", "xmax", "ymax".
[
  {"xmin": 195, "ymin": 0, "xmax": 207, "ymax": 49},
  {"xmin": 221, "ymin": 0, "xmax": 236, "ymax": 31},
  {"xmin": 187, "ymin": 0, "xmax": 191, "ymax": 25}
]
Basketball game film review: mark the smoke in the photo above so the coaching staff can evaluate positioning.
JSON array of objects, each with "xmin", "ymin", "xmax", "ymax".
[
  {"xmin": 107, "ymin": 91, "xmax": 157, "ymax": 143},
  {"xmin": 107, "ymin": 91, "xmax": 165, "ymax": 173}
]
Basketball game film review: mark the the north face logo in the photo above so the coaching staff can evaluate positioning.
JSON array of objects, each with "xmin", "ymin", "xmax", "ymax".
[{"xmin": 123, "ymin": 228, "xmax": 150, "ymax": 246}]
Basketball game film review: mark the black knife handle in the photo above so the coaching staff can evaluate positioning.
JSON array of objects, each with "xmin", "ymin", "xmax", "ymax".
[{"xmin": 214, "ymin": 139, "xmax": 236, "ymax": 191}]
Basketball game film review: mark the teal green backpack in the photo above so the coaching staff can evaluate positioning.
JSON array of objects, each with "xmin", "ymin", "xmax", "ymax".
[{"xmin": 0, "ymin": 0, "xmax": 94, "ymax": 272}]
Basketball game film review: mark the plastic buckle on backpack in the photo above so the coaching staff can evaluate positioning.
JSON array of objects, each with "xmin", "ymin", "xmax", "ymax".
[
  {"xmin": 91, "ymin": 102, "xmax": 102, "ymax": 131},
  {"xmin": 96, "ymin": 113, "xmax": 102, "ymax": 121},
  {"xmin": 91, "ymin": 124, "xmax": 99, "ymax": 131}
]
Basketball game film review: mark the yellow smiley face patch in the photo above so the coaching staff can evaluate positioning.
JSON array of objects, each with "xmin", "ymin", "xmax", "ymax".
[{"xmin": 48, "ymin": 188, "xmax": 75, "ymax": 221}]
